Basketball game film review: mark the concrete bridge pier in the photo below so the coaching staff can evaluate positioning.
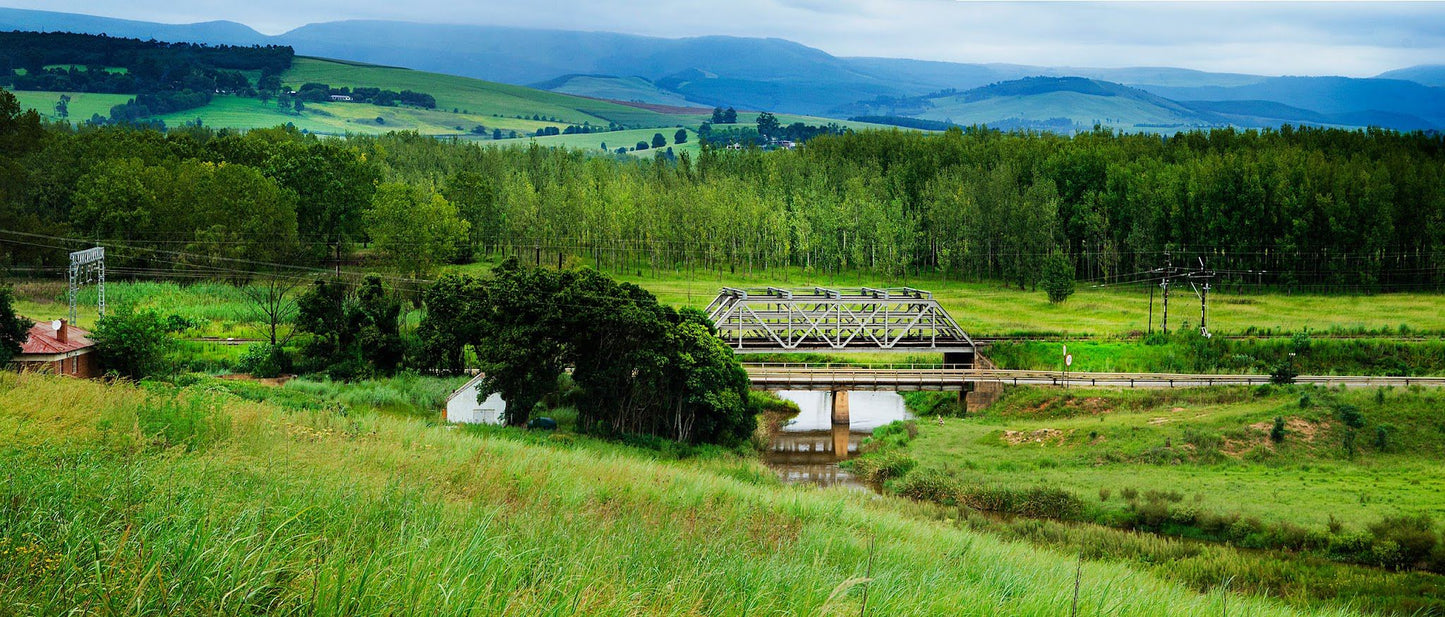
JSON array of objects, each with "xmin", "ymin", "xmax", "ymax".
[{"xmin": 831, "ymin": 390, "xmax": 849, "ymax": 425}]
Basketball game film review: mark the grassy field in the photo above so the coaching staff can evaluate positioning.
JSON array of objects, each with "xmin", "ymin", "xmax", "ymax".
[
  {"xmin": 843, "ymin": 385, "xmax": 1445, "ymax": 614},
  {"xmin": 492, "ymin": 127, "xmax": 700, "ymax": 157},
  {"xmin": 9, "ymin": 89, "xmax": 132, "ymax": 123},
  {"xmin": 887, "ymin": 386, "xmax": 1445, "ymax": 528},
  {"xmin": 283, "ymin": 57, "xmax": 678, "ymax": 129},
  {"xmin": 591, "ymin": 266, "xmax": 1445, "ymax": 337},
  {"xmin": 15, "ymin": 266, "xmax": 1445, "ymax": 341},
  {"xmin": 0, "ymin": 371, "xmax": 1359, "ymax": 616}
]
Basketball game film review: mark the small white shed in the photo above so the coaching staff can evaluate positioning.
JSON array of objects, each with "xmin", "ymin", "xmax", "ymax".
[{"xmin": 445, "ymin": 374, "xmax": 507, "ymax": 425}]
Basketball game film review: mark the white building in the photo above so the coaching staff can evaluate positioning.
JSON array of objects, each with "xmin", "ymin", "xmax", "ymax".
[{"xmin": 445, "ymin": 374, "xmax": 507, "ymax": 424}]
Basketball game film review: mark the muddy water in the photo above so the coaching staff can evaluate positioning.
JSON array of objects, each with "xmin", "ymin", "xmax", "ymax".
[{"xmin": 762, "ymin": 391, "xmax": 912, "ymax": 489}]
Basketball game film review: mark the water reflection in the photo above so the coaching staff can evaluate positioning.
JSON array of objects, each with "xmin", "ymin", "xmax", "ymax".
[{"xmin": 761, "ymin": 391, "xmax": 912, "ymax": 488}]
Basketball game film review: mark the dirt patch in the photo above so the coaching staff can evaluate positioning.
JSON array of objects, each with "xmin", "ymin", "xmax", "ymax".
[
  {"xmin": 1148, "ymin": 417, "xmax": 1172, "ymax": 425},
  {"xmin": 1002, "ymin": 428, "xmax": 1064, "ymax": 445},
  {"xmin": 218, "ymin": 373, "xmax": 294, "ymax": 386},
  {"xmin": 1249, "ymin": 417, "xmax": 1324, "ymax": 442}
]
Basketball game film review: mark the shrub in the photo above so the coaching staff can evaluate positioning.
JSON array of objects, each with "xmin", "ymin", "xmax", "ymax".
[
  {"xmin": 1342, "ymin": 429, "xmax": 1358, "ymax": 458},
  {"xmin": 848, "ymin": 451, "xmax": 916, "ymax": 484},
  {"xmin": 237, "ymin": 343, "xmax": 289, "ymax": 378},
  {"xmin": 1143, "ymin": 489, "xmax": 1184, "ymax": 504},
  {"xmin": 1335, "ymin": 404, "xmax": 1366, "ymax": 429},
  {"xmin": 1374, "ymin": 423, "xmax": 1397, "ymax": 452},
  {"xmin": 894, "ymin": 469, "xmax": 957, "ymax": 504},
  {"xmin": 1368, "ymin": 514, "xmax": 1439, "ymax": 570},
  {"xmin": 1120, "ymin": 487, "xmax": 1139, "ymax": 501},
  {"xmin": 92, "ymin": 306, "xmax": 175, "ymax": 379},
  {"xmin": 1270, "ymin": 416, "xmax": 1286, "ymax": 443},
  {"xmin": 1098, "ymin": 487, "xmax": 1112, "ymax": 502}
]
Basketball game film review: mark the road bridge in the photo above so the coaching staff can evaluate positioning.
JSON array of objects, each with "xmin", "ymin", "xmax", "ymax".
[
  {"xmin": 706, "ymin": 286, "xmax": 978, "ymax": 366},
  {"xmin": 706, "ymin": 285, "xmax": 989, "ymax": 426},
  {"xmin": 743, "ymin": 363, "xmax": 1445, "ymax": 391}
]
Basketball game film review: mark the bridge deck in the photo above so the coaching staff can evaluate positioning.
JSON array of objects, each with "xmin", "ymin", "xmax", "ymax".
[{"xmin": 743, "ymin": 364, "xmax": 1445, "ymax": 391}]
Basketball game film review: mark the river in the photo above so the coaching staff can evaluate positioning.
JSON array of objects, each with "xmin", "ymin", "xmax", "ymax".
[{"xmin": 761, "ymin": 391, "xmax": 913, "ymax": 489}]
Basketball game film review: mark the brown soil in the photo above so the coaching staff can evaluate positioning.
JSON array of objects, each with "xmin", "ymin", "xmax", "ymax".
[
  {"xmin": 218, "ymin": 373, "xmax": 294, "ymax": 386},
  {"xmin": 1249, "ymin": 417, "xmax": 1325, "ymax": 442},
  {"xmin": 1002, "ymin": 428, "xmax": 1064, "ymax": 445}
]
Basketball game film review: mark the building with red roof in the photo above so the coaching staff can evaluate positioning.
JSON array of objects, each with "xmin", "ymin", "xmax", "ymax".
[{"xmin": 12, "ymin": 319, "xmax": 100, "ymax": 378}]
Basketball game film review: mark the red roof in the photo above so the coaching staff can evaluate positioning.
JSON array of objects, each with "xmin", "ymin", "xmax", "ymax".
[{"xmin": 19, "ymin": 320, "xmax": 95, "ymax": 355}]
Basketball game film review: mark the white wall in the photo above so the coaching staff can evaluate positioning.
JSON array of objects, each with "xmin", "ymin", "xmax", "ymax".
[{"xmin": 446, "ymin": 382, "xmax": 507, "ymax": 425}]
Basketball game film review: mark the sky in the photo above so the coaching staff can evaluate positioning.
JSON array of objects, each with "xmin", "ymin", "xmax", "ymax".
[{"xmin": 8, "ymin": 1, "xmax": 1445, "ymax": 75}]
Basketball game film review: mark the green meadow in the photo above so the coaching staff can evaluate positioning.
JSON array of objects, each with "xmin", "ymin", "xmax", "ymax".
[
  {"xmin": 597, "ymin": 267, "xmax": 1445, "ymax": 337},
  {"xmin": 0, "ymin": 371, "xmax": 1360, "ymax": 616},
  {"xmin": 10, "ymin": 89, "xmax": 132, "ymax": 123},
  {"xmin": 492, "ymin": 127, "xmax": 701, "ymax": 157},
  {"xmin": 887, "ymin": 386, "xmax": 1445, "ymax": 528}
]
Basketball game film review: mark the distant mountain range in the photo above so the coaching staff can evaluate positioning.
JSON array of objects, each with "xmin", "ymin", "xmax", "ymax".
[{"xmin": 3, "ymin": 6, "xmax": 1443, "ymax": 131}]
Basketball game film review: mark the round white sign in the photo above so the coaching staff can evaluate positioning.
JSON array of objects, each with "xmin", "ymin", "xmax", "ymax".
[{"xmin": 1065, "ymin": 354, "xmax": 1073, "ymax": 367}]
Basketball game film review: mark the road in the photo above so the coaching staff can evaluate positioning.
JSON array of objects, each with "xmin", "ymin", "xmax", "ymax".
[{"xmin": 742, "ymin": 363, "xmax": 1445, "ymax": 391}]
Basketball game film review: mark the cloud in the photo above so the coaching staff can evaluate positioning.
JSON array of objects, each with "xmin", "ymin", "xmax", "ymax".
[{"xmin": 7, "ymin": 0, "xmax": 1444, "ymax": 75}]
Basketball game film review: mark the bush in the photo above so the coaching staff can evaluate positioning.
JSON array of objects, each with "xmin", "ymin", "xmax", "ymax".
[
  {"xmin": 1099, "ymin": 487, "xmax": 1112, "ymax": 501},
  {"xmin": 1374, "ymin": 423, "xmax": 1397, "ymax": 452},
  {"xmin": 848, "ymin": 450, "xmax": 916, "ymax": 484},
  {"xmin": 1335, "ymin": 403, "xmax": 1366, "ymax": 428},
  {"xmin": 894, "ymin": 469, "xmax": 957, "ymax": 504},
  {"xmin": 1270, "ymin": 416, "xmax": 1286, "ymax": 443},
  {"xmin": 1368, "ymin": 514, "xmax": 1439, "ymax": 570},
  {"xmin": 237, "ymin": 343, "xmax": 289, "ymax": 378},
  {"xmin": 92, "ymin": 306, "xmax": 175, "ymax": 379}
]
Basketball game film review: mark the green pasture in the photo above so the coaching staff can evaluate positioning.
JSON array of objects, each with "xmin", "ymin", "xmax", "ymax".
[
  {"xmin": 9, "ymin": 89, "xmax": 132, "ymax": 122},
  {"xmin": 0, "ymin": 371, "xmax": 1355, "ymax": 616},
  {"xmin": 282, "ymin": 57, "xmax": 679, "ymax": 128},
  {"xmin": 898, "ymin": 386, "xmax": 1445, "ymax": 529},
  {"xmin": 592, "ymin": 267, "xmax": 1445, "ymax": 336},
  {"xmin": 492, "ymin": 126, "xmax": 700, "ymax": 156}
]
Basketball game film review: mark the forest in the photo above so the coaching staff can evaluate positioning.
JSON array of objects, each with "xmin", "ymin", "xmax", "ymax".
[{"xmin": 1, "ymin": 86, "xmax": 1443, "ymax": 291}]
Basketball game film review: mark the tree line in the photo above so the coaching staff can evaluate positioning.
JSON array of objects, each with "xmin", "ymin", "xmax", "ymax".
[
  {"xmin": 1, "ymin": 32, "xmax": 296, "ymax": 124},
  {"xmin": 2, "ymin": 88, "xmax": 1443, "ymax": 291}
]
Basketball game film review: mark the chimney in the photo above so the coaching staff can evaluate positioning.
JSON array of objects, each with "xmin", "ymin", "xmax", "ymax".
[{"xmin": 55, "ymin": 319, "xmax": 67, "ymax": 344}]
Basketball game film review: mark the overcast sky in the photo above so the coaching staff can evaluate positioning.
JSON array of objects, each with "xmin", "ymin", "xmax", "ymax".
[{"xmin": 10, "ymin": 1, "xmax": 1445, "ymax": 75}]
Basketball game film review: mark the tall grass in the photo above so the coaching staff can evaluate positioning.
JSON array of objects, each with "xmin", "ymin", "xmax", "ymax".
[{"xmin": 0, "ymin": 372, "xmax": 1353, "ymax": 616}]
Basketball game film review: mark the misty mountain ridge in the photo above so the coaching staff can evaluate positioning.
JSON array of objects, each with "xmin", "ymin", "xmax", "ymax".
[{"xmin": 2, "ymin": 7, "xmax": 1442, "ymax": 131}]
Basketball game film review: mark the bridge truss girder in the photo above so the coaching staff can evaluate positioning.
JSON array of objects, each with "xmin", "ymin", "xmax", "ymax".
[{"xmin": 705, "ymin": 287, "xmax": 976, "ymax": 358}]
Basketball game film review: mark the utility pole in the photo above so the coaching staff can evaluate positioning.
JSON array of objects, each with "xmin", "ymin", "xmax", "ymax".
[
  {"xmin": 1160, "ymin": 251, "xmax": 1173, "ymax": 335},
  {"xmin": 1189, "ymin": 257, "xmax": 1216, "ymax": 337},
  {"xmin": 1161, "ymin": 279, "xmax": 1170, "ymax": 335},
  {"xmin": 1148, "ymin": 284, "xmax": 1155, "ymax": 335}
]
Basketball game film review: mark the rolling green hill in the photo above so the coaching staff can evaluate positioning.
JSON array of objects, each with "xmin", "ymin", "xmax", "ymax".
[
  {"xmin": 493, "ymin": 127, "xmax": 701, "ymax": 157},
  {"xmin": 280, "ymin": 57, "xmax": 679, "ymax": 129},
  {"xmin": 533, "ymin": 74, "xmax": 699, "ymax": 107},
  {"xmin": 843, "ymin": 77, "xmax": 1228, "ymax": 133},
  {"xmin": 12, "ymin": 56, "xmax": 890, "ymax": 142}
]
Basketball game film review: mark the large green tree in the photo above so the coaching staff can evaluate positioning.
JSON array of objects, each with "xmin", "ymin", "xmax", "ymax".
[
  {"xmin": 0, "ymin": 285, "xmax": 32, "ymax": 366},
  {"xmin": 91, "ymin": 306, "xmax": 174, "ymax": 379},
  {"xmin": 364, "ymin": 182, "xmax": 470, "ymax": 281}
]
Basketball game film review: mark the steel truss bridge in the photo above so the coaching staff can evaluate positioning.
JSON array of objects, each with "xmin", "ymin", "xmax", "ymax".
[{"xmin": 705, "ymin": 287, "xmax": 977, "ymax": 363}]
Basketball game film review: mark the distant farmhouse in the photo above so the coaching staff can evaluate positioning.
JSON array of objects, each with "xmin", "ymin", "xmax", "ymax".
[
  {"xmin": 11, "ymin": 319, "xmax": 99, "ymax": 378},
  {"xmin": 445, "ymin": 373, "xmax": 507, "ymax": 425}
]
